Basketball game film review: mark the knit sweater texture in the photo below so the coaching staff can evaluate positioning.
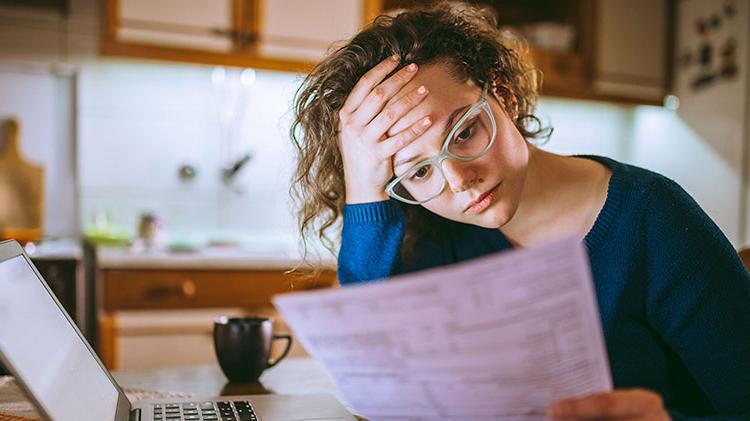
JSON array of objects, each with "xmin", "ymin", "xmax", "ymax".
[{"xmin": 338, "ymin": 155, "xmax": 750, "ymax": 419}]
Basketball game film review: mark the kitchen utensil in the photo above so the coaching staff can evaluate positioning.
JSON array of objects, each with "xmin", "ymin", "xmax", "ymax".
[{"xmin": 0, "ymin": 118, "xmax": 44, "ymax": 243}]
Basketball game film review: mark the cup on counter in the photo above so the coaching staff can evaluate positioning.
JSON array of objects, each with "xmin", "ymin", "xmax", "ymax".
[
  {"xmin": 213, "ymin": 316, "xmax": 293, "ymax": 383},
  {"xmin": 136, "ymin": 212, "xmax": 163, "ymax": 249}
]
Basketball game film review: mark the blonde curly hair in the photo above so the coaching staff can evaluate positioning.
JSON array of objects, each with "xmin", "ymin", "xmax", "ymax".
[{"xmin": 289, "ymin": 1, "xmax": 551, "ymax": 273}]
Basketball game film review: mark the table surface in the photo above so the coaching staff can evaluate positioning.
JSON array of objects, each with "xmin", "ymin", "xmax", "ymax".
[
  {"xmin": 114, "ymin": 357, "xmax": 340, "ymax": 397},
  {"xmin": 0, "ymin": 358, "xmax": 362, "ymax": 421},
  {"xmin": 113, "ymin": 358, "xmax": 357, "ymax": 414}
]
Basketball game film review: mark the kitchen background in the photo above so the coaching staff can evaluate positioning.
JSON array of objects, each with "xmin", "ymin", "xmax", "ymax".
[{"xmin": 0, "ymin": 0, "xmax": 748, "ymax": 370}]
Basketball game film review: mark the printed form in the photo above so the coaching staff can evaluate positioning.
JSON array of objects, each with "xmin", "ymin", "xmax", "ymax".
[{"xmin": 273, "ymin": 236, "xmax": 612, "ymax": 421}]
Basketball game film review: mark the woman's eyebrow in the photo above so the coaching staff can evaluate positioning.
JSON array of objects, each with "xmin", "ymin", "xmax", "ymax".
[{"xmin": 393, "ymin": 104, "xmax": 470, "ymax": 169}]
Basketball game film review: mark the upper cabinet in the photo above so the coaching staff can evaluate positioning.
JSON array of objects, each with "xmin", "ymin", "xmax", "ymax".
[
  {"xmin": 112, "ymin": 0, "xmax": 236, "ymax": 53},
  {"xmin": 102, "ymin": 0, "xmax": 380, "ymax": 72},
  {"xmin": 592, "ymin": 0, "xmax": 669, "ymax": 103},
  {"xmin": 101, "ymin": 0, "xmax": 669, "ymax": 104},
  {"xmin": 380, "ymin": 0, "xmax": 670, "ymax": 105},
  {"xmin": 257, "ymin": 0, "xmax": 365, "ymax": 62}
]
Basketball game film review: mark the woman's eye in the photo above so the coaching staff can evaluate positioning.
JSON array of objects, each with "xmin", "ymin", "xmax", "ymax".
[
  {"xmin": 453, "ymin": 122, "xmax": 476, "ymax": 144},
  {"xmin": 410, "ymin": 166, "xmax": 431, "ymax": 180}
]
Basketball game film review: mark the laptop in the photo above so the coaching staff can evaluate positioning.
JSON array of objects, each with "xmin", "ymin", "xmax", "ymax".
[{"xmin": 0, "ymin": 240, "xmax": 357, "ymax": 421}]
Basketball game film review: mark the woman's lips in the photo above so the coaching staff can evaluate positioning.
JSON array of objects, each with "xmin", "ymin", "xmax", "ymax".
[{"xmin": 464, "ymin": 182, "xmax": 502, "ymax": 215}]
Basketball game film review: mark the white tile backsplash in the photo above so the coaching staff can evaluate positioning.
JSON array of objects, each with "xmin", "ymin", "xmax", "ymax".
[
  {"xmin": 78, "ymin": 60, "xmax": 305, "ymax": 247},
  {"xmin": 536, "ymin": 98, "xmax": 634, "ymax": 158}
]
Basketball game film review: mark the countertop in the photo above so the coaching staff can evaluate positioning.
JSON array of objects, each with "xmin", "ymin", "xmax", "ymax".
[
  {"xmin": 96, "ymin": 244, "xmax": 337, "ymax": 271},
  {"xmin": 24, "ymin": 238, "xmax": 83, "ymax": 260}
]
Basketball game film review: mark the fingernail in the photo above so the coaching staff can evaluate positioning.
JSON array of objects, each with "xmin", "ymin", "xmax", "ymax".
[
  {"xmin": 407, "ymin": 63, "xmax": 417, "ymax": 72},
  {"xmin": 422, "ymin": 117, "xmax": 431, "ymax": 126},
  {"xmin": 391, "ymin": 54, "xmax": 400, "ymax": 62},
  {"xmin": 417, "ymin": 85, "xmax": 427, "ymax": 94}
]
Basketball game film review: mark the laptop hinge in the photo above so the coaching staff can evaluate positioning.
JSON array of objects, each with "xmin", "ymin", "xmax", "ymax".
[{"xmin": 129, "ymin": 408, "xmax": 141, "ymax": 421}]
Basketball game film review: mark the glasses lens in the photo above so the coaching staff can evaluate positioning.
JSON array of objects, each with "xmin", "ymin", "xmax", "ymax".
[
  {"xmin": 392, "ymin": 163, "xmax": 444, "ymax": 203},
  {"xmin": 446, "ymin": 106, "xmax": 495, "ymax": 159},
  {"xmin": 389, "ymin": 100, "xmax": 495, "ymax": 205}
]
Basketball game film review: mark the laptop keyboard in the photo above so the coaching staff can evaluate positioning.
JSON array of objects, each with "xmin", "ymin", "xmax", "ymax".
[{"xmin": 152, "ymin": 401, "xmax": 258, "ymax": 421}]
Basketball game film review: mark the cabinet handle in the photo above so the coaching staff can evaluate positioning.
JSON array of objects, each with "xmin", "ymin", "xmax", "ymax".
[
  {"xmin": 142, "ymin": 280, "xmax": 196, "ymax": 301},
  {"xmin": 181, "ymin": 279, "xmax": 197, "ymax": 297}
]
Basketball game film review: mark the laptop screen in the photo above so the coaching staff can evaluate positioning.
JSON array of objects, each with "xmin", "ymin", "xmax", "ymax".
[{"xmin": 0, "ymin": 255, "xmax": 120, "ymax": 420}]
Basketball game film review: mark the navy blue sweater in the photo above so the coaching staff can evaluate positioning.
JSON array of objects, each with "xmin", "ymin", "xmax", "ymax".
[{"xmin": 338, "ymin": 156, "xmax": 750, "ymax": 419}]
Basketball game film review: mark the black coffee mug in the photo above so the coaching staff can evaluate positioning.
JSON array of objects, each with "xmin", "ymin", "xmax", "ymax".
[{"xmin": 213, "ymin": 316, "xmax": 292, "ymax": 383}]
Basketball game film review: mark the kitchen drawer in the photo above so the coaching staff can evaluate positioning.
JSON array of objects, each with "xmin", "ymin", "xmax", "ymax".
[{"xmin": 101, "ymin": 269, "xmax": 337, "ymax": 310}]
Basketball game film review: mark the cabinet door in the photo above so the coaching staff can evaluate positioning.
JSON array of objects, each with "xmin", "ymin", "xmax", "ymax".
[
  {"xmin": 257, "ymin": 0, "xmax": 365, "ymax": 62},
  {"xmin": 114, "ymin": 0, "xmax": 235, "ymax": 52},
  {"xmin": 592, "ymin": 0, "xmax": 668, "ymax": 102}
]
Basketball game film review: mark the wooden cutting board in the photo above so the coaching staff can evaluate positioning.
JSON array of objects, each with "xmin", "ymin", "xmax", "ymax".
[{"xmin": 0, "ymin": 118, "xmax": 44, "ymax": 242}]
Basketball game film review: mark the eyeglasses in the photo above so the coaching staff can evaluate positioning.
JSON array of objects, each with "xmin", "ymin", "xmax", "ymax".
[{"xmin": 385, "ymin": 83, "xmax": 497, "ymax": 205}]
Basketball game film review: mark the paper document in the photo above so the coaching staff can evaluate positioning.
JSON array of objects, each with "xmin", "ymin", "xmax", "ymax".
[{"xmin": 273, "ymin": 236, "xmax": 612, "ymax": 420}]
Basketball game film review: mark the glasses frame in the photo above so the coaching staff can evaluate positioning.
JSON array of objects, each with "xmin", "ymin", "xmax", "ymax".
[{"xmin": 385, "ymin": 82, "xmax": 497, "ymax": 205}]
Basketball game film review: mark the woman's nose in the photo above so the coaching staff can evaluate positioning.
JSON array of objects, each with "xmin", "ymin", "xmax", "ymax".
[{"xmin": 441, "ymin": 159, "xmax": 477, "ymax": 193}]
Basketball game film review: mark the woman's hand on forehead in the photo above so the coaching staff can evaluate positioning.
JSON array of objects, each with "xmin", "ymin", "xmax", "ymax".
[
  {"xmin": 386, "ymin": 93, "xmax": 433, "ymax": 138},
  {"xmin": 384, "ymin": 63, "xmax": 479, "ymax": 138},
  {"xmin": 337, "ymin": 56, "xmax": 435, "ymax": 204}
]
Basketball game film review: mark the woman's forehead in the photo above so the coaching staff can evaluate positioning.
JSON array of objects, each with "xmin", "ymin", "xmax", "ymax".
[
  {"xmin": 396, "ymin": 63, "xmax": 476, "ymax": 107},
  {"xmin": 392, "ymin": 65, "xmax": 480, "ymax": 161}
]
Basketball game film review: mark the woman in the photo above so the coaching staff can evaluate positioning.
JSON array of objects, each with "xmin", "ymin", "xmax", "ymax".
[{"xmin": 290, "ymin": 2, "xmax": 750, "ymax": 419}]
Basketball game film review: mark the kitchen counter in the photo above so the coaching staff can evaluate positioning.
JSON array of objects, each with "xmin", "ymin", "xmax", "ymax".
[
  {"xmin": 96, "ymin": 245, "xmax": 336, "ymax": 270},
  {"xmin": 24, "ymin": 237, "xmax": 83, "ymax": 260},
  {"xmin": 95, "ymin": 245, "xmax": 339, "ymax": 370}
]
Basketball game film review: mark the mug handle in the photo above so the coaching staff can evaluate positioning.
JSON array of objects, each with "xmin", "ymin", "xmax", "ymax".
[{"xmin": 267, "ymin": 334, "xmax": 293, "ymax": 368}]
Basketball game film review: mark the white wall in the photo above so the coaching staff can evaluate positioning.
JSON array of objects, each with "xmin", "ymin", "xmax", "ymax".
[{"xmin": 536, "ymin": 98, "xmax": 633, "ymax": 159}]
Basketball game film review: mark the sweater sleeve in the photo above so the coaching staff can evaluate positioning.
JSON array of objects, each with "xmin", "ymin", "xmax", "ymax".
[
  {"xmin": 642, "ymin": 178, "xmax": 750, "ymax": 418},
  {"xmin": 337, "ymin": 200, "xmax": 407, "ymax": 285}
]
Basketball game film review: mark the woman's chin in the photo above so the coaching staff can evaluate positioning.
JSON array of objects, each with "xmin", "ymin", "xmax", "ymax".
[{"xmin": 463, "ymin": 203, "xmax": 515, "ymax": 229}]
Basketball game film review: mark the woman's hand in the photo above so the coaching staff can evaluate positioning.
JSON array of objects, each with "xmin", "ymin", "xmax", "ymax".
[
  {"xmin": 548, "ymin": 389, "xmax": 670, "ymax": 421},
  {"xmin": 338, "ymin": 55, "xmax": 433, "ymax": 204}
]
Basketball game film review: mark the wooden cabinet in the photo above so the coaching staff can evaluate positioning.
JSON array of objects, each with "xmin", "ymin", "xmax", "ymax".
[
  {"xmin": 592, "ymin": 0, "xmax": 669, "ymax": 102},
  {"xmin": 381, "ymin": 0, "xmax": 670, "ymax": 105},
  {"xmin": 101, "ymin": 0, "xmax": 670, "ymax": 104},
  {"xmin": 112, "ymin": 0, "xmax": 237, "ymax": 53},
  {"xmin": 101, "ymin": 268, "xmax": 334, "ymax": 310},
  {"xmin": 102, "ymin": 0, "xmax": 381, "ymax": 72},
  {"xmin": 97, "ymin": 267, "xmax": 337, "ymax": 369},
  {"xmin": 257, "ymin": 0, "xmax": 366, "ymax": 62}
]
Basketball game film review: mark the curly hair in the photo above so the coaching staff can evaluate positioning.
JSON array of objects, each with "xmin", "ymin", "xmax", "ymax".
[{"xmin": 289, "ymin": 0, "xmax": 552, "ymax": 274}]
